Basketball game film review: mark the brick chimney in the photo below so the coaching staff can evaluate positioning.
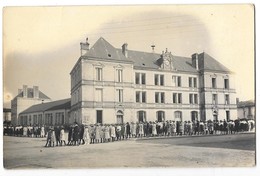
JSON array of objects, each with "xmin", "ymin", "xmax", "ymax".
[
  {"xmin": 18, "ymin": 89, "xmax": 22, "ymax": 95},
  {"xmin": 192, "ymin": 53, "xmax": 199, "ymax": 70},
  {"xmin": 122, "ymin": 43, "xmax": 128, "ymax": 58},
  {"xmin": 33, "ymin": 86, "xmax": 39, "ymax": 99},
  {"xmin": 23, "ymin": 85, "xmax": 28, "ymax": 98},
  {"xmin": 80, "ymin": 37, "xmax": 90, "ymax": 56}
]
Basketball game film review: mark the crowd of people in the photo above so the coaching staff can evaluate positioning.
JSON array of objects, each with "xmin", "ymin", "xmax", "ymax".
[{"xmin": 4, "ymin": 118, "xmax": 255, "ymax": 147}]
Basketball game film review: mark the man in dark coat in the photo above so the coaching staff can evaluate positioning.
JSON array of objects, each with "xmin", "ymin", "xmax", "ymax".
[
  {"xmin": 54, "ymin": 126, "xmax": 60, "ymax": 146},
  {"xmin": 73, "ymin": 123, "xmax": 80, "ymax": 146},
  {"xmin": 126, "ymin": 122, "xmax": 131, "ymax": 139}
]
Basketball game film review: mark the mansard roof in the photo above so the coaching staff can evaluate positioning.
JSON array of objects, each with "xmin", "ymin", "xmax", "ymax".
[
  {"xmin": 83, "ymin": 37, "xmax": 231, "ymax": 73},
  {"xmin": 20, "ymin": 98, "xmax": 71, "ymax": 115},
  {"xmin": 14, "ymin": 88, "xmax": 51, "ymax": 100}
]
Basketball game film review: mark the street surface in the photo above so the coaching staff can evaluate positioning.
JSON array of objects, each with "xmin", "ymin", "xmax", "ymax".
[{"xmin": 3, "ymin": 133, "xmax": 255, "ymax": 168}]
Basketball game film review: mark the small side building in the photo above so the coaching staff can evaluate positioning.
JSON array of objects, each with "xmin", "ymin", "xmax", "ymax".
[
  {"xmin": 19, "ymin": 98, "xmax": 71, "ymax": 126},
  {"xmin": 237, "ymin": 100, "xmax": 255, "ymax": 120},
  {"xmin": 11, "ymin": 85, "xmax": 52, "ymax": 125}
]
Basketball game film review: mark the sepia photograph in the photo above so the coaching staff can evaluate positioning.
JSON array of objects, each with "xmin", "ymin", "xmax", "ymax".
[{"xmin": 2, "ymin": 3, "xmax": 256, "ymax": 172}]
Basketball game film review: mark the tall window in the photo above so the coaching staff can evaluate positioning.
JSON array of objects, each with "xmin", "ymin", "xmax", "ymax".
[
  {"xmin": 95, "ymin": 89, "xmax": 103, "ymax": 102},
  {"xmin": 225, "ymin": 94, "xmax": 230, "ymax": 105},
  {"xmin": 173, "ymin": 93, "xmax": 182, "ymax": 104},
  {"xmin": 212, "ymin": 94, "xmax": 218, "ymax": 105},
  {"xmin": 212, "ymin": 77, "xmax": 217, "ymax": 88},
  {"xmin": 135, "ymin": 73, "xmax": 146, "ymax": 85},
  {"xmin": 117, "ymin": 89, "xmax": 123, "ymax": 102},
  {"xmin": 189, "ymin": 94, "xmax": 198, "ymax": 104},
  {"xmin": 178, "ymin": 93, "xmax": 182, "ymax": 104},
  {"xmin": 96, "ymin": 67, "xmax": 102, "ymax": 81},
  {"xmin": 174, "ymin": 111, "xmax": 182, "ymax": 121},
  {"xmin": 193, "ymin": 78, "xmax": 197, "ymax": 88},
  {"xmin": 116, "ymin": 69, "xmax": 123, "ymax": 82},
  {"xmin": 155, "ymin": 92, "xmax": 165, "ymax": 103},
  {"xmin": 194, "ymin": 94, "xmax": 198, "ymax": 104},
  {"xmin": 189, "ymin": 94, "xmax": 193, "ymax": 104},
  {"xmin": 177, "ymin": 76, "xmax": 182, "ymax": 87},
  {"xmin": 154, "ymin": 74, "xmax": 164, "ymax": 86},
  {"xmin": 224, "ymin": 79, "xmax": 229, "ymax": 89},
  {"xmin": 137, "ymin": 111, "xmax": 146, "ymax": 122},
  {"xmin": 226, "ymin": 111, "xmax": 230, "ymax": 121},
  {"xmin": 136, "ymin": 91, "xmax": 146, "ymax": 103},
  {"xmin": 189, "ymin": 77, "xmax": 193, "ymax": 87},
  {"xmin": 157, "ymin": 111, "xmax": 165, "ymax": 122},
  {"xmin": 172, "ymin": 76, "xmax": 177, "ymax": 87},
  {"xmin": 116, "ymin": 110, "xmax": 124, "ymax": 124}
]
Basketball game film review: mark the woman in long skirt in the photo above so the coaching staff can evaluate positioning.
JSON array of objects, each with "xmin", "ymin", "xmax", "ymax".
[
  {"xmin": 110, "ymin": 124, "xmax": 116, "ymax": 142},
  {"xmin": 104, "ymin": 125, "xmax": 110, "ymax": 142},
  {"xmin": 50, "ymin": 128, "xmax": 56, "ymax": 147},
  {"xmin": 131, "ymin": 122, "xmax": 136, "ymax": 138},
  {"xmin": 138, "ymin": 123, "xmax": 144, "ymax": 138},
  {"xmin": 152, "ymin": 122, "xmax": 157, "ymax": 136},
  {"xmin": 95, "ymin": 124, "xmax": 101, "ymax": 143},
  {"xmin": 83, "ymin": 125, "xmax": 90, "ymax": 145}
]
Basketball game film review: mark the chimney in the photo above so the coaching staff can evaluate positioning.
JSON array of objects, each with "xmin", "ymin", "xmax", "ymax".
[
  {"xmin": 33, "ymin": 86, "xmax": 39, "ymax": 99},
  {"xmin": 192, "ymin": 53, "xmax": 199, "ymax": 70},
  {"xmin": 18, "ymin": 89, "xmax": 22, "ymax": 95},
  {"xmin": 80, "ymin": 37, "xmax": 90, "ymax": 56},
  {"xmin": 151, "ymin": 44, "xmax": 155, "ymax": 53},
  {"xmin": 122, "ymin": 43, "xmax": 128, "ymax": 58},
  {"xmin": 23, "ymin": 85, "xmax": 28, "ymax": 98}
]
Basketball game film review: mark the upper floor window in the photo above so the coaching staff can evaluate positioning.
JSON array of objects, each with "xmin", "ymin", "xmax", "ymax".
[
  {"xmin": 155, "ymin": 92, "xmax": 165, "ymax": 103},
  {"xmin": 225, "ymin": 94, "xmax": 230, "ymax": 105},
  {"xmin": 224, "ymin": 78, "xmax": 229, "ymax": 89},
  {"xmin": 154, "ymin": 74, "xmax": 164, "ymax": 86},
  {"xmin": 212, "ymin": 77, "xmax": 217, "ymax": 88},
  {"xmin": 96, "ymin": 67, "xmax": 102, "ymax": 81},
  {"xmin": 136, "ymin": 91, "xmax": 146, "ymax": 103},
  {"xmin": 95, "ymin": 88, "xmax": 103, "ymax": 102},
  {"xmin": 212, "ymin": 94, "xmax": 218, "ymax": 105},
  {"xmin": 177, "ymin": 76, "xmax": 182, "ymax": 87},
  {"xmin": 116, "ymin": 89, "xmax": 123, "ymax": 103},
  {"xmin": 116, "ymin": 69, "xmax": 123, "ymax": 82},
  {"xmin": 135, "ymin": 73, "xmax": 146, "ymax": 85},
  {"xmin": 172, "ymin": 76, "xmax": 181, "ymax": 87},
  {"xmin": 189, "ymin": 94, "xmax": 198, "ymax": 104}
]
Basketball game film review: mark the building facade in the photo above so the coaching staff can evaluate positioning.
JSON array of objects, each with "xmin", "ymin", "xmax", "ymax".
[
  {"xmin": 11, "ymin": 85, "xmax": 51, "ymax": 125},
  {"xmin": 237, "ymin": 100, "xmax": 255, "ymax": 120},
  {"xmin": 19, "ymin": 98, "xmax": 71, "ymax": 126},
  {"xmin": 3, "ymin": 108, "xmax": 11, "ymax": 122},
  {"xmin": 70, "ymin": 37, "xmax": 237, "ymax": 124}
]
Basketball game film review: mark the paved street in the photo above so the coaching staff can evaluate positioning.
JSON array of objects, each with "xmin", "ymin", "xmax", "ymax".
[{"xmin": 3, "ymin": 133, "xmax": 255, "ymax": 169}]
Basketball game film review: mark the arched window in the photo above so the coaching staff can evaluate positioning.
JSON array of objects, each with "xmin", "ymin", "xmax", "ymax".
[
  {"xmin": 116, "ymin": 110, "xmax": 124, "ymax": 124},
  {"xmin": 156, "ymin": 111, "xmax": 165, "ymax": 122},
  {"xmin": 174, "ymin": 111, "xmax": 182, "ymax": 121},
  {"xmin": 191, "ymin": 111, "xmax": 198, "ymax": 122},
  {"xmin": 137, "ymin": 111, "xmax": 146, "ymax": 122}
]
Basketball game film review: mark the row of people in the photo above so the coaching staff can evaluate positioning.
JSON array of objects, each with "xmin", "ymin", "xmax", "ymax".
[{"xmin": 43, "ymin": 119, "xmax": 255, "ymax": 147}]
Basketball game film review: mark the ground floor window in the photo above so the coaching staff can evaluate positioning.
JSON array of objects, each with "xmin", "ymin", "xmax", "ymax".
[
  {"xmin": 226, "ymin": 111, "xmax": 230, "ymax": 121},
  {"xmin": 156, "ymin": 111, "xmax": 165, "ymax": 122},
  {"xmin": 213, "ymin": 114, "xmax": 218, "ymax": 121},
  {"xmin": 116, "ymin": 110, "xmax": 124, "ymax": 124},
  {"xmin": 137, "ymin": 111, "xmax": 146, "ymax": 122},
  {"xmin": 96, "ymin": 110, "xmax": 103, "ymax": 124},
  {"xmin": 174, "ymin": 111, "xmax": 182, "ymax": 121},
  {"xmin": 55, "ymin": 112, "xmax": 65, "ymax": 125},
  {"xmin": 191, "ymin": 111, "xmax": 198, "ymax": 122}
]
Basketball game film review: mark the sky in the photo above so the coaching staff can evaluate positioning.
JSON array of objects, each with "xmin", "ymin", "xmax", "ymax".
[{"xmin": 3, "ymin": 5, "xmax": 255, "ymax": 108}]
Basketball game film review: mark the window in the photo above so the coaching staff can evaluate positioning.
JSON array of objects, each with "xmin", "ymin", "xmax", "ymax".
[
  {"xmin": 189, "ymin": 94, "xmax": 193, "ymax": 104},
  {"xmin": 178, "ymin": 93, "xmax": 182, "ymax": 104},
  {"xmin": 174, "ymin": 111, "xmax": 182, "ymax": 121},
  {"xmin": 38, "ymin": 114, "xmax": 43, "ymax": 125},
  {"xmin": 96, "ymin": 110, "xmax": 103, "ymax": 124},
  {"xmin": 96, "ymin": 67, "xmax": 102, "ymax": 81},
  {"xmin": 226, "ymin": 111, "xmax": 230, "ymax": 121},
  {"xmin": 173, "ymin": 93, "xmax": 177, "ymax": 104},
  {"xmin": 55, "ymin": 112, "xmax": 65, "ymax": 125},
  {"xmin": 157, "ymin": 111, "xmax": 165, "ymax": 122},
  {"xmin": 117, "ymin": 89, "xmax": 123, "ymax": 102},
  {"xmin": 155, "ymin": 92, "xmax": 165, "ymax": 103},
  {"xmin": 155, "ymin": 74, "xmax": 164, "ymax": 86},
  {"xmin": 135, "ymin": 73, "xmax": 146, "ymax": 85},
  {"xmin": 225, "ymin": 94, "xmax": 230, "ymax": 105},
  {"xmin": 95, "ymin": 89, "xmax": 103, "ymax": 102},
  {"xmin": 224, "ymin": 79, "xmax": 229, "ymax": 89},
  {"xmin": 194, "ymin": 94, "xmax": 198, "ymax": 104},
  {"xmin": 136, "ymin": 91, "xmax": 146, "ymax": 103},
  {"xmin": 116, "ymin": 110, "xmax": 124, "ymax": 124},
  {"xmin": 189, "ymin": 77, "xmax": 193, "ymax": 87},
  {"xmin": 137, "ymin": 111, "xmax": 146, "ymax": 122},
  {"xmin": 177, "ymin": 76, "xmax": 182, "ymax": 87},
  {"xmin": 212, "ymin": 77, "xmax": 217, "ymax": 88},
  {"xmin": 116, "ymin": 69, "xmax": 123, "ymax": 82},
  {"xmin": 33, "ymin": 115, "xmax": 37, "ymax": 125},
  {"xmin": 212, "ymin": 94, "xmax": 218, "ymax": 105},
  {"xmin": 191, "ymin": 111, "xmax": 198, "ymax": 122},
  {"xmin": 172, "ymin": 76, "xmax": 177, "ymax": 87},
  {"xmin": 193, "ymin": 78, "xmax": 197, "ymax": 88}
]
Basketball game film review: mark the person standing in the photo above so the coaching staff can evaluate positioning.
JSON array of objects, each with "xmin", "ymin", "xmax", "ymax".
[
  {"xmin": 73, "ymin": 123, "xmax": 80, "ymax": 146},
  {"xmin": 95, "ymin": 124, "xmax": 101, "ymax": 144},
  {"xmin": 138, "ymin": 122, "xmax": 144, "ymax": 138},
  {"xmin": 104, "ymin": 125, "xmax": 110, "ymax": 142},
  {"xmin": 152, "ymin": 122, "xmax": 157, "ymax": 137},
  {"xmin": 50, "ymin": 128, "xmax": 56, "ymax": 147},
  {"xmin": 44, "ymin": 128, "xmax": 52, "ymax": 147},
  {"xmin": 121, "ymin": 123, "xmax": 125, "ymax": 140},
  {"xmin": 83, "ymin": 125, "xmax": 90, "ymax": 145},
  {"xmin": 60, "ymin": 126, "xmax": 66, "ymax": 146},
  {"xmin": 54, "ymin": 126, "xmax": 60, "ymax": 146},
  {"xmin": 110, "ymin": 124, "xmax": 116, "ymax": 142},
  {"xmin": 126, "ymin": 122, "xmax": 131, "ymax": 139}
]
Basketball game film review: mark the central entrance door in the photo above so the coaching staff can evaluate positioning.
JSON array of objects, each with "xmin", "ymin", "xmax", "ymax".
[{"xmin": 96, "ymin": 110, "xmax": 103, "ymax": 124}]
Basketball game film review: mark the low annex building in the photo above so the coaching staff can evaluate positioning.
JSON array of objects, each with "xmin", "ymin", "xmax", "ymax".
[
  {"xmin": 19, "ymin": 98, "xmax": 71, "ymax": 126},
  {"xmin": 237, "ymin": 100, "xmax": 255, "ymax": 120},
  {"xmin": 69, "ymin": 37, "xmax": 237, "ymax": 124}
]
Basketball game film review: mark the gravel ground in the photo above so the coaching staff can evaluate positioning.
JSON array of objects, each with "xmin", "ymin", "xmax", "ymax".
[{"xmin": 3, "ymin": 133, "xmax": 255, "ymax": 169}]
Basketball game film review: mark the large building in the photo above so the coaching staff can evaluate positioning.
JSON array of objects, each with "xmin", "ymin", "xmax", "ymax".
[
  {"xmin": 19, "ymin": 98, "xmax": 71, "ymax": 126},
  {"xmin": 69, "ymin": 37, "xmax": 237, "ymax": 125},
  {"xmin": 11, "ymin": 85, "xmax": 51, "ymax": 125}
]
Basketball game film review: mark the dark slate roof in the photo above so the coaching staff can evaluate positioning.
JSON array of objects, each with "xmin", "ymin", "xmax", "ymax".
[
  {"xmin": 14, "ymin": 88, "xmax": 51, "ymax": 100},
  {"xmin": 237, "ymin": 100, "xmax": 255, "ymax": 108},
  {"xmin": 199, "ymin": 52, "xmax": 230, "ymax": 72},
  {"xmin": 20, "ymin": 98, "xmax": 71, "ymax": 114},
  {"xmin": 83, "ymin": 37, "xmax": 231, "ymax": 73}
]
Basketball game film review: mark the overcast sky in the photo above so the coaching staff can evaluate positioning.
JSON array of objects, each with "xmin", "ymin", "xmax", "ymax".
[{"xmin": 3, "ymin": 5, "xmax": 254, "ymax": 108}]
